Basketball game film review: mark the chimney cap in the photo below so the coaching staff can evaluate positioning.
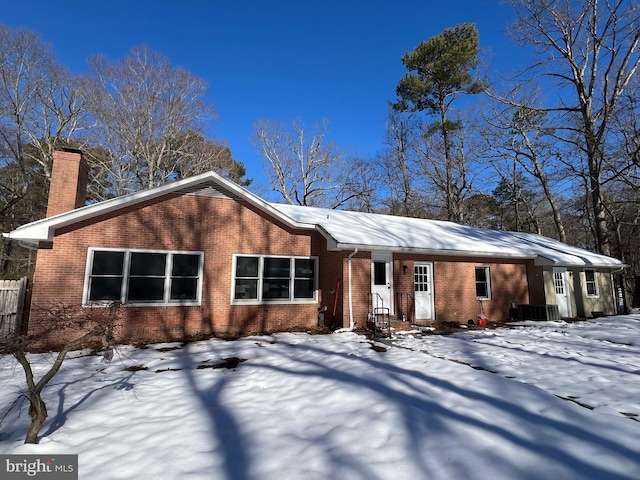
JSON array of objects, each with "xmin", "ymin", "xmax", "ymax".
[{"xmin": 60, "ymin": 147, "xmax": 83, "ymax": 155}]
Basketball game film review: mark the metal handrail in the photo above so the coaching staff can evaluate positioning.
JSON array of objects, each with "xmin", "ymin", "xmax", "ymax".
[
  {"xmin": 396, "ymin": 292, "xmax": 415, "ymax": 323},
  {"xmin": 367, "ymin": 292, "xmax": 384, "ymax": 320},
  {"xmin": 367, "ymin": 292, "xmax": 390, "ymax": 336}
]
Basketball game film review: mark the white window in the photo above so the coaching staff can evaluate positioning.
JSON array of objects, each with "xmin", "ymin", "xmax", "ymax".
[
  {"xmin": 84, "ymin": 248, "xmax": 203, "ymax": 306},
  {"xmin": 475, "ymin": 266, "xmax": 491, "ymax": 300},
  {"xmin": 585, "ymin": 269, "xmax": 599, "ymax": 297},
  {"xmin": 554, "ymin": 270, "xmax": 566, "ymax": 295},
  {"xmin": 233, "ymin": 255, "xmax": 317, "ymax": 304}
]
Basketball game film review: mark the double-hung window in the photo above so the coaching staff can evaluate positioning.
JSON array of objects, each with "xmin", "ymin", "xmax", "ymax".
[
  {"xmin": 475, "ymin": 266, "xmax": 491, "ymax": 300},
  {"xmin": 85, "ymin": 248, "xmax": 203, "ymax": 305},
  {"xmin": 233, "ymin": 255, "xmax": 317, "ymax": 303},
  {"xmin": 585, "ymin": 269, "xmax": 599, "ymax": 297}
]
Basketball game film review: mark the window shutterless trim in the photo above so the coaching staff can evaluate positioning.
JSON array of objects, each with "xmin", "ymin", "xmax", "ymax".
[
  {"xmin": 231, "ymin": 254, "xmax": 318, "ymax": 305},
  {"xmin": 83, "ymin": 247, "xmax": 204, "ymax": 307},
  {"xmin": 584, "ymin": 269, "xmax": 599, "ymax": 298},
  {"xmin": 475, "ymin": 266, "xmax": 491, "ymax": 300}
]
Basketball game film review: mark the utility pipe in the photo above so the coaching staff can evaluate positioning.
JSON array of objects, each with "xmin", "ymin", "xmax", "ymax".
[{"xmin": 334, "ymin": 247, "xmax": 359, "ymax": 333}]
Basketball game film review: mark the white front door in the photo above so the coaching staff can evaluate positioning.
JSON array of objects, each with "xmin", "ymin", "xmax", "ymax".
[
  {"xmin": 553, "ymin": 268, "xmax": 571, "ymax": 317},
  {"xmin": 414, "ymin": 262, "xmax": 434, "ymax": 320},
  {"xmin": 371, "ymin": 252, "xmax": 393, "ymax": 314}
]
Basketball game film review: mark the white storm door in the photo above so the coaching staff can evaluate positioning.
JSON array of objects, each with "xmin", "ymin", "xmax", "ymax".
[
  {"xmin": 414, "ymin": 262, "xmax": 434, "ymax": 320},
  {"xmin": 553, "ymin": 268, "xmax": 571, "ymax": 317},
  {"xmin": 371, "ymin": 252, "xmax": 394, "ymax": 314}
]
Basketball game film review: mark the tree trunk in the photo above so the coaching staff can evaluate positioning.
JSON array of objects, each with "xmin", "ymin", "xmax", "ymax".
[
  {"xmin": 1, "ymin": 237, "xmax": 12, "ymax": 274},
  {"xmin": 545, "ymin": 186, "xmax": 567, "ymax": 243},
  {"xmin": 25, "ymin": 392, "xmax": 48, "ymax": 444},
  {"xmin": 440, "ymin": 105, "xmax": 455, "ymax": 222},
  {"xmin": 533, "ymin": 162, "xmax": 567, "ymax": 242},
  {"xmin": 586, "ymin": 134, "xmax": 611, "ymax": 255},
  {"xmin": 591, "ymin": 181, "xmax": 611, "ymax": 256},
  {"xmin": 13, "ymin": 326, "xmax": 106, "ymax": 444}
]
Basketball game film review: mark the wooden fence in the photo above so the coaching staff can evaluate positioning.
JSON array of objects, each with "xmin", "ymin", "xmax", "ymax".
[{"xmin": 0, "ymin": 277, "xmax": 28, "ymax": 338}]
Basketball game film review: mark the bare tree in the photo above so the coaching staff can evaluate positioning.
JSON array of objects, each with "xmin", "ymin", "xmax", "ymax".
[
  {"xmin": 163, "ymin": 132, "xmax": 250, "ymax": 186},
  {"xmin": 608, "ymin": 74, "xmax": 640, "ymax": 190},
  {"xmin": 607, "ymin": 75, "xmax": 640, "ymax": 269},
  {"xmin": 392, "ymin": 23, "xmax": 486, "ymax": 222},
  {"xmin": 0, "ymin": 25, "xmax": 88, "ymax": 216},
  {"xmin": 507, "ymin": 0, "xmax": 640, "ymax": 255},
  {"xmin": 482, "ymin": 91, "xmax": 569, "ymax": 241},
  {"xmin": 492, "ymin": 169, "xmax": 543, "ymax": 234},
  {"xmin": 332, "ymin": 154, "xmax": 381, "ymax": 212},
  {"xmin": 83, "ymin": 46, "xmax": 222, "ymax": 194},
  {"xmin": 252, "ymin": 118, "xmax": 358, "ymax": 207},
  {"xmin": 412, "ymin": 114, "xmax": 482, "ymax": 222},
  {"xmin": 1, "ymin": 302, "xmax": 121, "ymax": 444},
  {"xmin": 380, "ymin": 109, "xmax": 421, "ymax": 217},
  {"xmin": 0, "ymin": 25, "xmax": 89, "ymax": 276}
]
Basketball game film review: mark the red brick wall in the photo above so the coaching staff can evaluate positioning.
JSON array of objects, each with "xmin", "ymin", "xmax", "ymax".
[
  {"xmin": 315, "ymin": 251, "xmax": 530, "ymax": 330},
  {"xmin": 392, "ymin": 254, "xmax": 529, "ymax": 323},
  {"xmin": 316, "ymin": 248, "xmax": 347, "ymax": 328},
  {"xmin": 346, "ymin": 253, "xmax": 529, "ymax": 327},
  {"xmin": 432, "ymin": 257, "xmax": 529, "ymax": 323},
  {"xmin": 347, "ymin": 253, "xmax": 374, "ymax": 329},
  {"xmin": 31, "ymin": 194, "xmax": 321, "ymax": 343},
  {"xmin": 31, "ymin": 189, "xmax": 532, "ymax": 343},
  {"xmin": 46, "ymin": 150, "xmax": 88, "ymax": 217}
]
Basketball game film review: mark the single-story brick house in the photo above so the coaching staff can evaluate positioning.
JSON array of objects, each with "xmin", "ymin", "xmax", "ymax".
[{"xmin": 5, "ymin": 150, "xmax": 625, "ymax": 342}]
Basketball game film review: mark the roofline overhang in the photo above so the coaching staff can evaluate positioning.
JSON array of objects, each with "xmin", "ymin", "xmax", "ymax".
[
  {"xmin": 7, "ymin": 171, "xmax": 629, "ymax": 271},
  {"xmin": 328, "ymin": 242, "xmax": 536, "ymax": 260},
  {"xmin": 322, "ymin": 241, "xmax": 626, "ymax": 268},
  {"xmin": 534, "ymin": 254, "xmax": 627, "ymax": 269},
  {"xmin": 311, "ymin": 227, "xmax": 536, "ymax": 260},
  {"xmin": 4, "ymin": 171, "xmax": 315, "ymax": 246},
  {"xmin": 543, "ymin": 262, "xmax": 629, "ymax": 270}
]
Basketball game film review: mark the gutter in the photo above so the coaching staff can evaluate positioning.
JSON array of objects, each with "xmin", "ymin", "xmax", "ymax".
[
  {"xmin": 18, "ymin": 239, "xmax": 39, "ymax": 251},
  {"xmin": 1, "ymin": 233, "xmax": 39, "ymax": 251},
  {"xmin": 330, "ymin": 242, "xmax": 536, "ymax": 260},
  {"xmin": 334, "ymin": 247, "xmax": 358, "ymax": 334}
]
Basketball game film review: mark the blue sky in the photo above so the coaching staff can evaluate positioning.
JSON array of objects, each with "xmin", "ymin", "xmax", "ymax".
[{"xmin": 3, "ymin": 0, "xmax": 523, "ymax": 187}]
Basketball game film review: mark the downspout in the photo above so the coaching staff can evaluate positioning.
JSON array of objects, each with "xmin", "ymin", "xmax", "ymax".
[
  {"xmin": 610, "ymin": 266, "xmax": 625, "ymax": 314},
  {"xmin": 334, "ymin": 248, "xmax": 358, "ymax": 333}
]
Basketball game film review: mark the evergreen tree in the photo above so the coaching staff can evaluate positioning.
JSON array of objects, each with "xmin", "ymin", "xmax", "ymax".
[{"xmin": 393, "ymin": 23, "xmax": 486, "ymax": 222}]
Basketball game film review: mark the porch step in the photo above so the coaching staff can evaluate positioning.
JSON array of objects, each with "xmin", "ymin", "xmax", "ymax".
[
  {"xmin": 390, "ymin": 318, "xmax": 420, "ymax": 332},
  {"xmin": 367, "ymin": 316, "xmax": 422, "ymax": 333}
]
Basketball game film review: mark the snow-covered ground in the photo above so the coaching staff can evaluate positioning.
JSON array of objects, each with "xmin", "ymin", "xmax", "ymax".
[
  {"xmin": 394, "ymin": 315, "xmax": 640, "ymax": 420},
  {"xmin": 1, "ymin": 315, "xmax": 639, "ymax": 480}
]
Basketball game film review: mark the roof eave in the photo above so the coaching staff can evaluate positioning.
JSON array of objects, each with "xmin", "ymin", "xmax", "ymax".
[
  {"xmin": 5, "ymin": 171, "xmax": 315, "ymax": 244},
  {"xmin": 2, "ymin": 232, "xmax": 42, "ymax": 249},
  {"xmin": 534, "ymin": 255, "xmax": 626, "ymax": 268},
  {"xmin": 330, "ymin": 242, "xmax": 537, "ymax": 260},
  {"xmin": 324, "ymin": 242, "xmax": 626, "ymax": 268}
]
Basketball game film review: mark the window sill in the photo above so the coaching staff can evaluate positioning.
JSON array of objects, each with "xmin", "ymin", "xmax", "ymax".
[
  {"xmin": 231, "ymin": 299, "xmax": 317, "ymax": 306},
  {"xmin": 84, "ymin": 301, "xmax": 201, "ymax": 308}
]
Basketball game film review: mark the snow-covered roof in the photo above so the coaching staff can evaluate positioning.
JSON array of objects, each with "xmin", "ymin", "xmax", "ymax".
[
  {"xmin": 271, "ymin": 203, "xmax": 624, "ymax": 268},
  {"xmin": 4, "ymin": 171, "xmax": 311, "ymax": 246},
  {"xmin": 4, "ymin": 169, "xmax": 624, "ymax": 269}
]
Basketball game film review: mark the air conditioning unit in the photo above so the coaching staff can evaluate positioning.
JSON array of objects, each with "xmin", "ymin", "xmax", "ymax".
[{"xmin": 516, "ymin": 304, "xmax": 561, "ymax": 321}]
